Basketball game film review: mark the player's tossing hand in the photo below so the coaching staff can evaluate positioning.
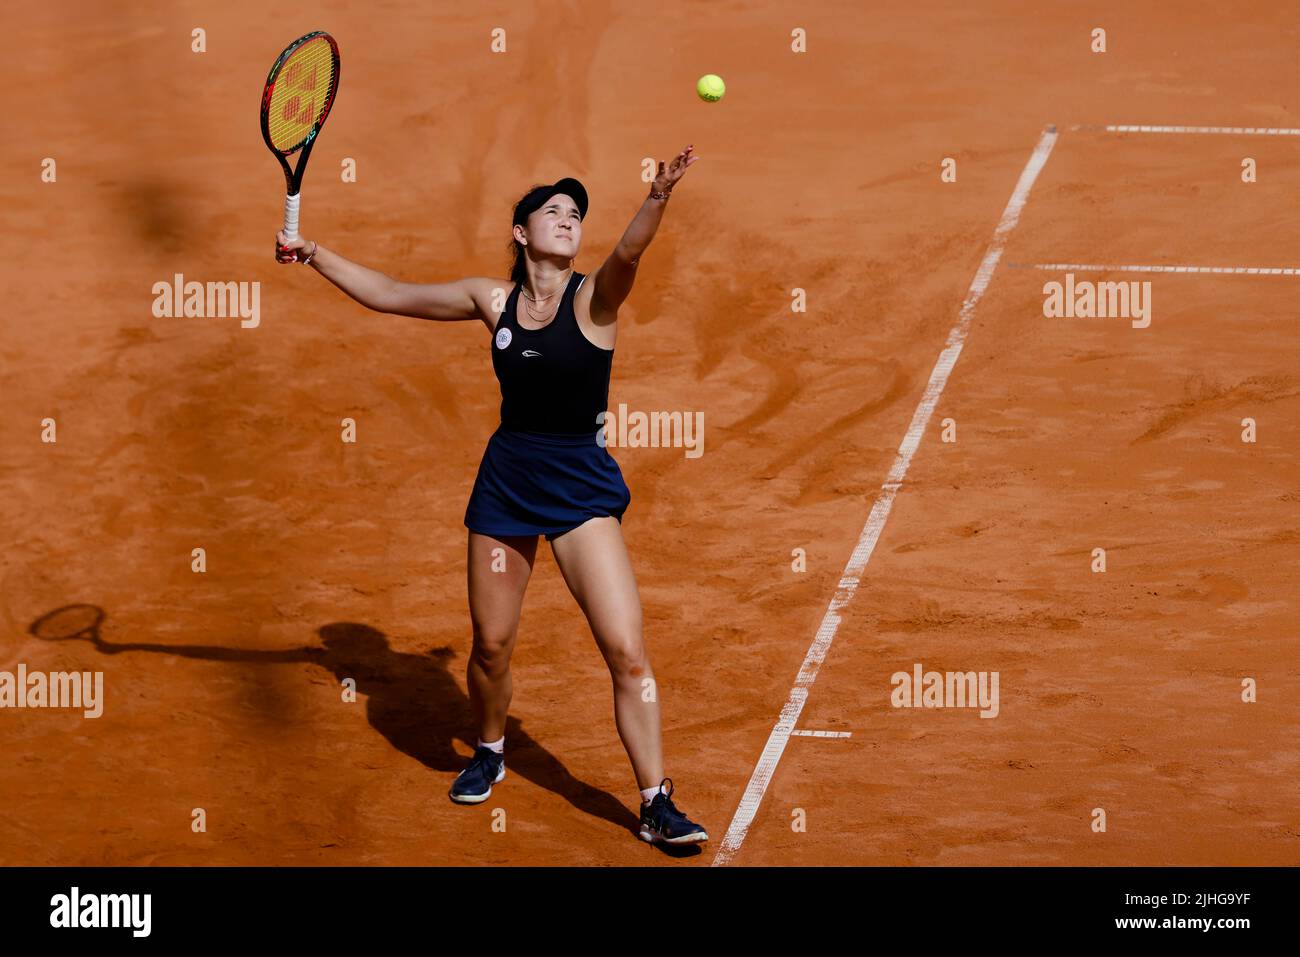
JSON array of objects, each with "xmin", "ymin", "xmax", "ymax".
[{"xmin": 651, "ymin": 144, "xmax": 700, "ymax": 195}]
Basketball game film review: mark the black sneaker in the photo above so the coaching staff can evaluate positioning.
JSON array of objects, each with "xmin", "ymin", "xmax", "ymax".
[
  {"xmin": 638, "ymin": 777, "xmax": 709, "ymax": 844},
  {"xmin": 449, "ymin": 746, "xmax": 506, "ymax": 804}
]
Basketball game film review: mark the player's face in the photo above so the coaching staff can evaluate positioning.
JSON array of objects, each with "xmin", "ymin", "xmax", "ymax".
[{"xmin": 527, "ymin": 194, "xmax": 582, "ymax": 259}]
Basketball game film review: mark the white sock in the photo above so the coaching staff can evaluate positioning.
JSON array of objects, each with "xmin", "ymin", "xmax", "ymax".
[
  {"xmin": 477, "ymin": 736, "xmax": 504, "ymax": 755},
  {"xmin": 640, "ymin": 783, "xmax": 667, "ymax": 804}
]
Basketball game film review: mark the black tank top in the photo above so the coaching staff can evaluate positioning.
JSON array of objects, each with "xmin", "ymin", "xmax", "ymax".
[{"xmin": 491, "ymin": 271, "xmax": 613, "ymax": 434}]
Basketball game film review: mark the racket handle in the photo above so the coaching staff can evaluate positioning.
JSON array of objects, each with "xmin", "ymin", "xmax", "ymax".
[{"xmin": 283, "ymin": 192, "xmax": 302, "ymax": 243}]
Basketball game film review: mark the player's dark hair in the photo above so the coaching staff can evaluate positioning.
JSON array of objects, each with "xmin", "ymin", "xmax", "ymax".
[
  {"xmin": 507, "ymin": 185, "xmax": 549, "ymax": 286},
  {"xmin": 507, "ymin": 235, "xmax": 528, "ymax": 286}
]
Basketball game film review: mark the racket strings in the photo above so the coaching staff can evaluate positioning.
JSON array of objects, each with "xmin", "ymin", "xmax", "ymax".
[{"xmin": 266, "ymin": 37, "xmax": 337, "ymax": 153}]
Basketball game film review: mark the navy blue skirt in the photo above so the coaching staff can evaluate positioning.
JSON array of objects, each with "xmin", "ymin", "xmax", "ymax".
[{"xmin": 464, "ymin": 428, "xmax": 632, "ymax": 541}]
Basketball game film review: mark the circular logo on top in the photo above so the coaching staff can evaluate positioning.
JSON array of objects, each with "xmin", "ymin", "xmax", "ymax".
[{"xmin": 495, "ymin": 327, "xmax": 512, "ymax": 350}]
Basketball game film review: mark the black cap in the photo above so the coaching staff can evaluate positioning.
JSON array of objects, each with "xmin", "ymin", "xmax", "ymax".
[{"xmin": 512, "ymin": 177, "xmax": 589, "ymax": 226}]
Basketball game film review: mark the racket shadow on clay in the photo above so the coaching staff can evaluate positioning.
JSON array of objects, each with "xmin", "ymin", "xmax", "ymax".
[
  {"xmin": 29, "ymin": 604, "xmax": 108, "ymax": 645},
  {"xmin": 26, "ymin": 606, "xmax": 640, "ymax": 837},
  {"xmin": 28, "ymin": 604, "xmax": 307, "ymax": 665}
]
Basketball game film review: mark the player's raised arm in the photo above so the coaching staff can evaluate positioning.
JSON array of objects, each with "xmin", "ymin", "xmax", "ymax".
[{"xmin": 591, "ymin": 145, "xmax": 699, "ymax": 323}]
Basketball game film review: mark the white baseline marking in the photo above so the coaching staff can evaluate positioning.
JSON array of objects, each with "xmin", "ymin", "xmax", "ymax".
[
  {"xmin": 1018, "ymin": 262, "xmax": 1300, "ymax": 276},
  {"xmin": 710, "ymin": 127, "xmax": 1059, "ymax": 866},
  {"xmin": 1077, "ymin": 124, "xmax": 1300, "ymax": 136},
  {"xmin": 790, "ymin": 730, "xmax": 853, "ymax": 739}
]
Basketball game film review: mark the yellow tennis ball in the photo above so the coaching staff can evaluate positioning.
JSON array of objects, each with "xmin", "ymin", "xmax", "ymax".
[{"xmin": 696, "ymin": 74, "xmax": 725, "ymax": 102}]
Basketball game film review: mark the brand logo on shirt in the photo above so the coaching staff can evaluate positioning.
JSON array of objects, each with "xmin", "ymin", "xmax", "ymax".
[
  {"xmin": 494, "ymin": 327, "xmax": 512, "ymax": 350},
  {"xmin": 521, "ymin": 349, "xmax": 542, "ymax": 357}
]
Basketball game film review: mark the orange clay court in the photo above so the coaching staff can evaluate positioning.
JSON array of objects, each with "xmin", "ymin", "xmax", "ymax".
[{"xmin": 1, "ymin": 1, "xmax": 1297, "ymax": 865}]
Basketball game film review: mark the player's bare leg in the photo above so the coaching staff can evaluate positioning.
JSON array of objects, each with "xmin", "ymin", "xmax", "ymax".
[
  {"xmin": 466, "ymin": 531, "xmax": 538, "ymax": 742},
  {"xmin": 549, "ymin": 516, "xmax": 663, "ymax": 788}
]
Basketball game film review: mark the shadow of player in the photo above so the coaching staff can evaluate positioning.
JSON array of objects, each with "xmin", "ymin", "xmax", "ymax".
[{"xmin": 27, "ymin": 605, "xmax": 647, "ymax": 843}]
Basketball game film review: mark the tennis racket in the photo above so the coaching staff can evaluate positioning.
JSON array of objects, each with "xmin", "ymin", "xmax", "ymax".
[{"xmin": 260, "ymin": 30, "xmax": 341, "ymax": 243}]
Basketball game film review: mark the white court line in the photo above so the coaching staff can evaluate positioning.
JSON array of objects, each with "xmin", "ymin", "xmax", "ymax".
[
  {"xmin": 1083, "ymin": 124, "xmax": 1300, "ymax": 136},
  {"xmin": 789, "ymin": 730, "xmax": 853, "ymax": 739},
  {"xmin": 710, "ymin": 126, "xmax": 1059, "ymax": 866},
  {"xmin": 1017, "ymin": 262, "xmax": 1300, "ymax": 276}
]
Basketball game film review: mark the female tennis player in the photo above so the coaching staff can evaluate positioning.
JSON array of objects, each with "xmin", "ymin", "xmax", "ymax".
[{"xmin": 274, "ymin": 145, "xmax": 708, "ymax": 845}]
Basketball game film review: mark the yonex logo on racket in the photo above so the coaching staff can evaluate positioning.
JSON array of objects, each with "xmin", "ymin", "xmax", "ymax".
[
  {"xmin": 282, "ymin": 60, "xmax": 320, "ymax": 90},
  {"xmin": 280, "ymin": 60, "xmax": 320, "ymax": 125},
  {"xmin": 282, "ymin": 97, "xmax": 318, "ymax": 125}
]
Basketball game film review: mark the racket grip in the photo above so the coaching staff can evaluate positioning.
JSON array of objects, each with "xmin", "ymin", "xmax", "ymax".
[{"xmin": 283, "ymin": 192, "xmax": 302, "ymax": 243}]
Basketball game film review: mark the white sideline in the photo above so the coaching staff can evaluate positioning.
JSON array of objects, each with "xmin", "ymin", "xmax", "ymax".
[
  {"xmin": 1022, "ymin": 262, "xmax": 1299, "ymax": 276},
  {"xmin": 710, "ymin": 127, "xmax": 1059, "ymax": 866},
  {"xmin": 1090, "ymin": 124, "xmax": 1300, "ymax": 136}
]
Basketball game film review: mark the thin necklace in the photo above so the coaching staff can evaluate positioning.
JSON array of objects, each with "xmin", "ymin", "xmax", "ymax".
[{"xmin": 520, "ymin": 268, "xmax": 572, "ymax": 326}]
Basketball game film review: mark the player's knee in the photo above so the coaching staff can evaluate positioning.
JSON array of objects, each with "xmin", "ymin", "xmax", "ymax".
[
  {"xmin": 604, "ymin": 636, "xmax": 649, "ymax": 680},
  {"xmin": 470, "ymin": 622, "xmax": 515, "ymax": 672}
]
